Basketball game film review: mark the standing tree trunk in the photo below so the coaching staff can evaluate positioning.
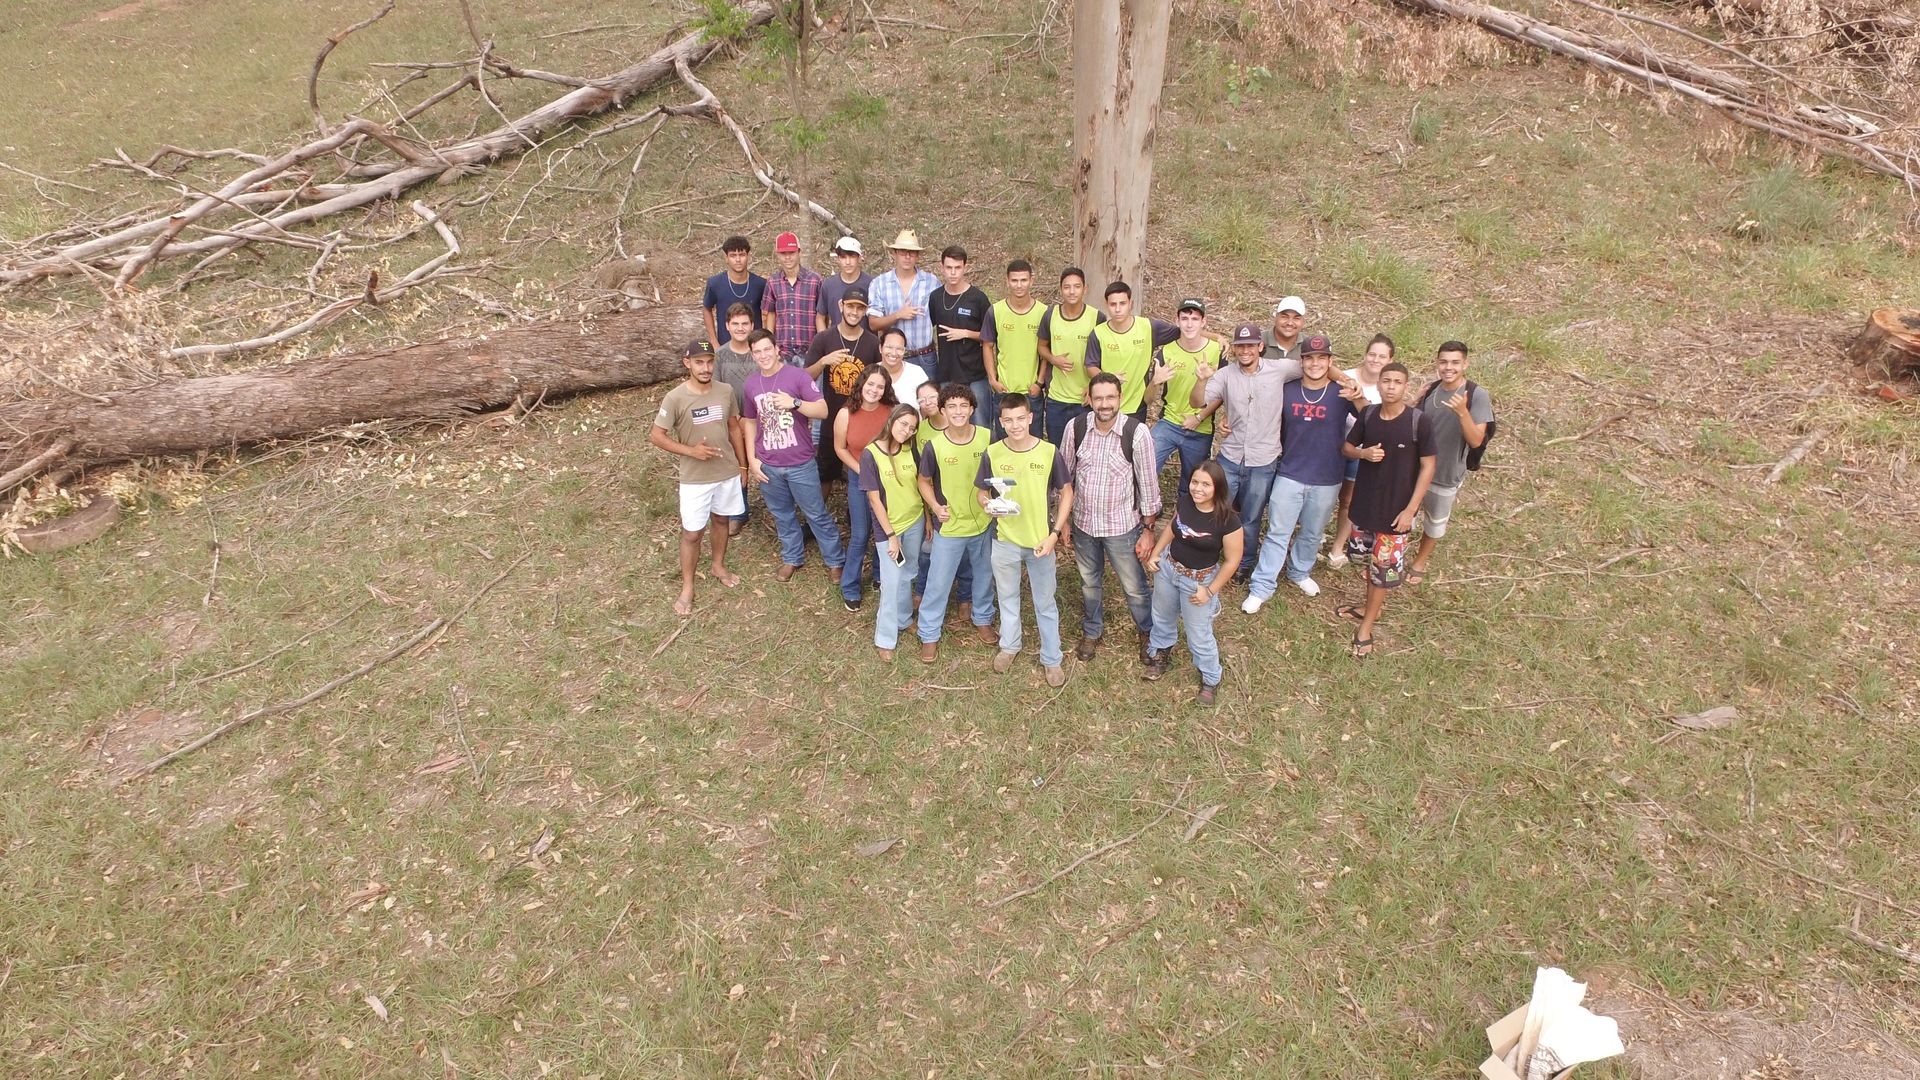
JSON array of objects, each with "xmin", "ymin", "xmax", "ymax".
[{"xmin": 1071, "ymin": 0, "xmax": 1172, "ymax": 304}]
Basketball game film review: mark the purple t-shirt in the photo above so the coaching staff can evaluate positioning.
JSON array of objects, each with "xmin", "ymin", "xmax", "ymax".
[
  {"xmin": 742, "ymin": 363, "xmax": 822, "ymax": 468},
  {"xmin": 1276, "ymin": 379, "xmax": 1360, "ymax": 487}
]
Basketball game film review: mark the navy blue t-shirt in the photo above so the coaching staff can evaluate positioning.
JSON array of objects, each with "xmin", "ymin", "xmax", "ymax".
[
  {"xmin": 1276, "ymin": 379, "xmax": 1360, "ymax": 487},
  {"xmin": 702, "ymin": 271, "xmax": 767, "ymax": 329}
]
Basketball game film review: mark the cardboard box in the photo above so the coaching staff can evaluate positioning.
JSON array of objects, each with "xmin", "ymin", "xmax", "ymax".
[{"xmin": 1479, "ymin": 1005, "xmax": 1574, "ymax": 1080}]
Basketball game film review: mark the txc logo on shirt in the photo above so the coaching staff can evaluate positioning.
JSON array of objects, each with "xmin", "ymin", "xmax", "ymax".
[
  {"xmin": 1289, "ymin": 402, "xmax": 1329, "ymax": 421},
  {"xmin": 690, "ymin": 403, "xmax": 726, "ymax": 426}
]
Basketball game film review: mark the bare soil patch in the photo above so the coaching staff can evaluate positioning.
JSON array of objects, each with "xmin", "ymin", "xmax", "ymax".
[{"xmin": 1587, "ymin": 974, "xmax": 1920, "ymax": 1079}]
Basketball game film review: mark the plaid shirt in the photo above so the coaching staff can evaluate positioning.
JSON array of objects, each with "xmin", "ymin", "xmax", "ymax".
[
  {"xmin": 761, "ymin": 266, "xmax": 825, "ymax": 359},
  {"xmin": 865, "ymin": 268, "xmax": 939, "ymax": 352},
  {"xmin": 1058, "ymin": 416, "xmax": 1162, "ymax": 537}
]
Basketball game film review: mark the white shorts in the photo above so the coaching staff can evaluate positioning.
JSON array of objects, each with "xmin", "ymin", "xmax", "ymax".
[
  {"xmin": 678, "ymin": 476, "xmax": 745, "ymax": 532},
  {"xmin": 1419, "ymin": 484, "xmax": 1460, "ymax": 539}
]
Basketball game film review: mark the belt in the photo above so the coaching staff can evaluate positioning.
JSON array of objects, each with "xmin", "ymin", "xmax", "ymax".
[
  {"xmin": 905, "ymin": 346, "xmax": 935, "ymax": 358},
  {"xmin": 1170, "ymin": 559, "xmax": 1216, "ymax": 579}
]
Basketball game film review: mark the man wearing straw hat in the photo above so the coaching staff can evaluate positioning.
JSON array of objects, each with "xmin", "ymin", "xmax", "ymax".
[{"xmin": 866, "ymin": 229, "xmax": 940, "ymax": 382}]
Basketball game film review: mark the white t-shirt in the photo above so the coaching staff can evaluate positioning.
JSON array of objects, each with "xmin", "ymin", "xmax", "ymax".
[
  {"xmin": 1342, "ymin": 368, "xmax": 1382, "ymax": 432},
  {"xmin": 886, "ymin": 362, "xmax": 929, "ymax": 405}
]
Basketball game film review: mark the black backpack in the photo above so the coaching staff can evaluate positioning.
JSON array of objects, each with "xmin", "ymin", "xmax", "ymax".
[
  {"xmin": 1418, "ymin": 378, "xmax": 1497, "ymax": 471},
  {"xmin": 1069, "ymin": 413, "xmax": 1144, "ymax": 507}
]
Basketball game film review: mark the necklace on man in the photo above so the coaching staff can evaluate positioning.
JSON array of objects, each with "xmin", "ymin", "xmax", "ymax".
[
  {"xmin": 726, "ymin": 275, "xmax": 750, "ymax": 299},
  {"xmin": 938, "ymin": 288, "xmax": 962, "ymax": 313},
  {"xmin": 1299, "ymin": 381, "xmax": 1329, "ymax": 405}
]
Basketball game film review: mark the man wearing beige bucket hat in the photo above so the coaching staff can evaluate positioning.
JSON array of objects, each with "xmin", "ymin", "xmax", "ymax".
[{"xmin": 866, "ymin": 229, "xmax": 940, "ymax": 382}]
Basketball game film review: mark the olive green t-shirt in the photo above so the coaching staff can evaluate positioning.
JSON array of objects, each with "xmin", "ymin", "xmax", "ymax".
[{"xmin": 654, "ymin": 381, "xmax": 738, "ymax": 484}]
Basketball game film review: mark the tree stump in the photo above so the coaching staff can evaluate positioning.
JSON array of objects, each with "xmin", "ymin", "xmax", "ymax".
[{"xmin": 1848, "ymin": 308, "xmax": 1920, "ymax": 379}]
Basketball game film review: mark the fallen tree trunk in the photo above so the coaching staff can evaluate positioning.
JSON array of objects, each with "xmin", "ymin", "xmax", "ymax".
[
  {"xmin": 1848, "ymin": 307, "xmax": 1920, "ymax": 378},
  {"xmin": 1393, "ymin": 0, "xmax": 1920, "ymax": 191},
  {"xmin": 0, "ymin": 2, "xmax": 778, "ymax": 286},
  {"xmin": 0, "ymin": 304, "xmax": 702, "ymax": 477}
]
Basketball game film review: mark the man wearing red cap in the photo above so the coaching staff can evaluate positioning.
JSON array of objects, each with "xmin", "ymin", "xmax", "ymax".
[{"xmin": 761, "ymin": 231, "xmax": 826, "ymax": 366}]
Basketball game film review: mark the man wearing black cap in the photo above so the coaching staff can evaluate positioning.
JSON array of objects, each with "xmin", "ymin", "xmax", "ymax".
[
  {"xmin": 1192, "ymin": 322, "xmax": 1299, "ymax": 584},
  {"xmin": 650, "ymin": 340, "xmax": 750, "ymax": 616},
  {"xmin": 1243, "ymin": 334, "xmax": 1367, "ymax": 613},
  {"xmin": 804, "ymin": 287, "xmax": 882, "ymax": 488}
]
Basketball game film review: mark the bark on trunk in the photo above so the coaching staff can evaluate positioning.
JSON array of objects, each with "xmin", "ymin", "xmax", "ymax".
[
  {"xmin": 1848, "ymin": 307, "xmax": 1920, "ymax": 379},
  {"xmin": 1071, "ymin": 0, "xmax": 1171, "ymax": 304},
  {"xmin": 0, "ymin": 305, "xmax": 703, "ymax": 474}
]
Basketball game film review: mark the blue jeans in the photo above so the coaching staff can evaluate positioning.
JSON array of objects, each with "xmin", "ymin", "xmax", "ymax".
[
  {"xmin": 990, "ymin": 538, "xmax": 1063, "ymax": 667},
  {"xmin": 1218, "ymin": 455, "xmax": 1280, "ymax": 566},
  {"xmin": 913, "ymin": 526, "xmax": 974, "ymax": 600},
  {"xmin": 917, "ymin": 528, "xmax": 996, "ymax": 642},
  {"xmin": 968, "ymin": 378, "xmax": 1000, "ymax": 435},
  {"xmin": 760, "ymin": 461, "xmax": 845, "ymax": 571},
  {"xmin": 1071, "ymin": 524, "xmax": 1152, "ymax": 640},
  {"xmin": 1250, "ymin": 475, "xmax": 1342, "ymax": 599},
  {"xmin": 907, "ymin": 350, "xmax": 938, "ymax": 381},
  {"xmin": 1149, "ymin": 563, "xmax": 1225, "ymax": 686},
  {"xmin": 1152, "ymin": 420, "xmax": 1213, "ymax": 498},
  {"xmin": 1045, "ymin": 399, "xmax": 1087, "ymax": 446},
  {"xmin": 873, "ymin": 521, "xmax": 925, "ymax": 649},
  {"xmin": 841, "ymin": 490, "xmax": 876, "ymax": 602}
]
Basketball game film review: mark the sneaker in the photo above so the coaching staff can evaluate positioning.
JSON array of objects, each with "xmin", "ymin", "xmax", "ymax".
[
  {"xmin": 919, "ymin": 641, "xmax": 938, "ymax": 664},
  {"xmin": 993, "ymin": 650, "xmax": 1017, "ymax": 674},
  {"xmin": 1142, "ymin": 651, "xmax": 1169, "ymax": 681},
  {"xmin": 1075, "ymin": 635, "xmax": 1101, "ymax": 662},
  {"xmin": 1043, "ymin": 665, "xmax": 1067, "ymax": 688},
  {"xmin": 1241, "ymin": 593, "xmax": 1267, "ymax": 615},
  {"xmin": 1195, "ymin": 684, "xmax": 1218, "ymax": 707},
  {"xmin": 1326, "ymin": 551, "xmax": 1350, "ymax": 569},
  {"xmin": 843, "ymin": 596, "xmax": 862, "ymax": 613},
  {"xmin": 1293, "ymin": 576, "xmax": 1321, "ymax": 598}
]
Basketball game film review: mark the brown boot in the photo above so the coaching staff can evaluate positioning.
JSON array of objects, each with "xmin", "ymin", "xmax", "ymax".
[
  {"xmin": 919, "ymin": 640, "xmax": 938, "ymax": 664},
  {"xmin": 1075, "ymin": 635, "xmax": 1101, "ymax": 662},
  {"xmin": 974, "ymin": 623, "xmax": 998, "ymax": 646}
]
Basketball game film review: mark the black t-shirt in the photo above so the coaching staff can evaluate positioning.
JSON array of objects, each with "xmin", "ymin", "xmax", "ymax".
[
  {"xmin": 806, "ymin": 326, "xmax": 882, "ymax": 483},
  {"xmin": 1345, "ymin": 405, "xmax": 1437, "ymax": 534},
  {"xmin": 1167, "ymin": 492, "xmax": 1243, "ymax": 570},
  {"xmin": 928, "ymin": 285, "xmax": 991, "ymax": 384}
]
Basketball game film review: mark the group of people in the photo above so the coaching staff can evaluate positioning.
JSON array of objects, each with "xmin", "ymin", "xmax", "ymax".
[{"xmin": 653, "ymin": 229, "xmax": 1496, "ymax": 703}]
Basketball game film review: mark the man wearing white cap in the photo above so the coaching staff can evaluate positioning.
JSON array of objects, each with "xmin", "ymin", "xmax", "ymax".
[
  {"xmin": 817, "ymin": 236, "xmax": 871, "ymax": 332},
  {"xmin": 1192, "ymin": 322, "xmax": 1298, "ymax": 585},
  {"xmin": 1265, "ymin": 296, "xmax": 1307, "ymax": 364},
  {"xmin": 867, "ymin": 230, "xmax": 940, "ymax": 382}
]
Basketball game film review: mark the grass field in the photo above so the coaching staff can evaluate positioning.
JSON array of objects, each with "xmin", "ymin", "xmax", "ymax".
[{"xmin": 4, "ymin": 1, "xmax": 1920, "ymax": 1077}]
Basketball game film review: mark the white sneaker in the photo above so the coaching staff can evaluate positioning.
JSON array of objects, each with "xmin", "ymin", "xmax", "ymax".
[
  {"xmin": 1293, "ymin": 576, "xmax": 1322, "ymax": 598},
  {"xmin": 1325, "ymin": 552, "xmax": 1349, "ymax": 568},
  {"xmin": 1241, "ymin": 593, "xmax": 1267, "ymax": 614}
]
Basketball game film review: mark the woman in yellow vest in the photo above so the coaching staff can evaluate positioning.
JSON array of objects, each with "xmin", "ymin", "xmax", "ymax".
[{"xmin": 860, "ymin": 403, "xmax": 929, "ymax": 660}]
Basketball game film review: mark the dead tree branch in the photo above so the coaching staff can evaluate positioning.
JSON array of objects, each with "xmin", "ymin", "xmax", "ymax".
[
  {"xmin": 309, "ymin": 0, "xmax": 398, "ymax": 135},
  {"xmin": 1, "ymin": 1, "xmax": 779, "ymax": 288},
  {"xmin": 666, "ymin": 55, "xmax": 854, "ymax": 235},
  {"xmin": 1395, "ymin": 0, "xmax": 1920, "ymax": 192}
]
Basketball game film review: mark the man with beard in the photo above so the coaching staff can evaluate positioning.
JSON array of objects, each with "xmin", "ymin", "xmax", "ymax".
[
  {"xmin": 650, "ymin": 340, "xmax": 750, "ymax": 616},
  {"xmin": 1191, "ymin": 322, "xmax": 1299, "ymax": 585},
  {"xmin": 1059, "ymin": 372, "xmax": 1161, "ymax": 663},
  {"xmin": 804, "ymin": 287, "xmax": 882, "ymax": 487}
]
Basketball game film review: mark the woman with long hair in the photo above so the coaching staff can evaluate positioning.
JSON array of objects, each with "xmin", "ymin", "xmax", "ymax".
[
  {"xmin": 833, "ymin": 360, "xmax": 899, "ymax": 611},
  {"xmin": 1142, "ymin": 460, "xmax": 1244, "ymax": 706},
  {"xmin": 1327, "ymin": 333, "xmax": 1391, "ymax": 567},
  {"xmin": 861, "ymin": 403, "xmax": 928, "ymax": 660}
]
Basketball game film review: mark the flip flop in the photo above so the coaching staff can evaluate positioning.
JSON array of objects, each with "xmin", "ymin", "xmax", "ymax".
[
  {"xmin": 1351, "ymin": 632, "xmax": 1373, "ymax": 659},
  {"xmin": 1336, "ymin": 604, "xmax": 1365, "ymax": 622},
  {"xmin": 1405, "ymin": 567, "xmax": 1427, "ymax": 586}
]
